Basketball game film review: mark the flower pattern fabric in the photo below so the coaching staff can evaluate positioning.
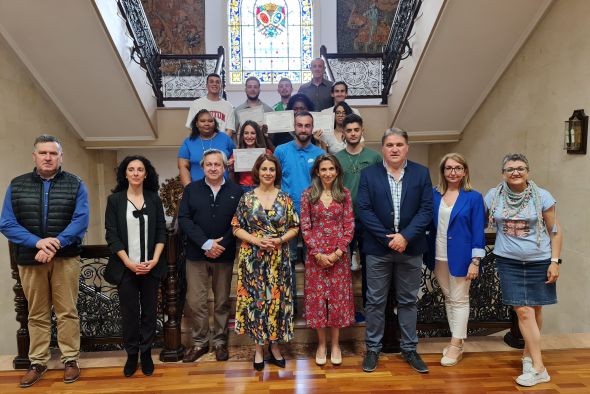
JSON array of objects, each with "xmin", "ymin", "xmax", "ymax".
[
  {"xmin": 300, "ymin": 188, "xmax": 355, "ymax": 329},
  {"xmin": 232, "ymin": 190, "xmax": 299, "ymax": 344}
]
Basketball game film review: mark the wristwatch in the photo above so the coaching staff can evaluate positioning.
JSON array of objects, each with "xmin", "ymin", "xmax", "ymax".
[{"xmin": 550, "ymin": 258, "xmax": 562, "ymax": 264}]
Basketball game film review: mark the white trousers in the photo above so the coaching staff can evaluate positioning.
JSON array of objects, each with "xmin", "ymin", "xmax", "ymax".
[{"xmin": 434, "ymin": 260, "xmax": 471, "ymax": 340}]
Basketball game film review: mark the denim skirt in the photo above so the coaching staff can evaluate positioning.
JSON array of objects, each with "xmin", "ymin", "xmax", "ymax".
[{"xmin": 495, "ymin": 256, "xmax": 557, "ymax": 306}]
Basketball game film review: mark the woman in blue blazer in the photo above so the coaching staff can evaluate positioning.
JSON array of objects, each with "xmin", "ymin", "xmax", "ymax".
[
  {"xmin": 105, "ymin": 156, "xmax": 167, "ymax": 377},
  {"xmin": 426, "ymin": 153, "xmax": 485, "ymax": 367}
]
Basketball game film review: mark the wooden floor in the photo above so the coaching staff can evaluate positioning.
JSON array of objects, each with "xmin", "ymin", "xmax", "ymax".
[{"xmin": 1, "ymin": 348, "xmax": 589, "ymax": 393}]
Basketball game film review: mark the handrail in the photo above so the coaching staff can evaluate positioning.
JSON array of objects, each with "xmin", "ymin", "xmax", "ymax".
[{"xmin": 381, "ymin": 0, "xmax": 422, "ymax": 104}]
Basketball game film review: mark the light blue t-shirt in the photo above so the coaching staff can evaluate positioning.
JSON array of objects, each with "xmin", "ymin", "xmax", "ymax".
[
  {"xmin": 484, "ymin": 186, "xmax": 556, "ymax": 261},
  {"xmin": 274, "ymin": 141, "xmax": 324, "ymax": 214},
  {"xmin": 178, "ymin": 133, "xmax": 235, "ymax": 181}
]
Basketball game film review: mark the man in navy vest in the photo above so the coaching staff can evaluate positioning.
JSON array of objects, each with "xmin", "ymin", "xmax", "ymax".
[{"xmin": 0, "ymin": 135, "xmax": 89, "ymax": 388}]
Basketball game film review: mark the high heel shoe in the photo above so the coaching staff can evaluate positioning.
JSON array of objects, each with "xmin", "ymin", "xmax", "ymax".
[
  {"xmin": 330, "ymin": 347, "xmax": 342, "ymax": 366},
  {"xmin": 268, "ymin": 344, "xmax": 286, "ymax": 368},
  {"xmin": 440, "ymin": 344, "xmax": 463, "ymax": 367},
  {"xmin": 315, "ymin": 347, "xmax": 327, "ymax": 366},
  {"xmin": 253, "ymin": 352, "xmax": 265, "ymax": 371}
]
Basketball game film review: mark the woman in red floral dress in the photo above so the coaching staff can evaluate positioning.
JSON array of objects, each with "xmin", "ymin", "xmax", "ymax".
[{"xmin": 300, "ymin": 154, "xmax": 355, "ymax": 366}]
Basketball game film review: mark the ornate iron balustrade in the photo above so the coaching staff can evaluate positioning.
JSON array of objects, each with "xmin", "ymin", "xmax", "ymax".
[
  {"xmin": 320, "ymin": 45, "xmax": 383, "ymax": 99},
  {"xmin": 10, "ymin": 230, "xmax": 184, "ymax": 369},
  {"xmin": 159, "ymin": 47, "xmax": 226, "ymax": 101},
  {"xmin": 118, "ymin": 0, "xmax": 163, "ymax": 106},
  {"xmin": 381, "ymin": 0, "xmax": 422, "ymax": 104}
]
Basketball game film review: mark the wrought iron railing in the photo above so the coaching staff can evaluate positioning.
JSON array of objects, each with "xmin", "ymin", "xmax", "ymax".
[
  {"xmin": 320, "ymin": 45, "xmax": 383, "ymax": 99},
  {"xmin": 117, "ymin": 0, "xmax": 163, "ymax": 106},
  {"xmin": 381, "ymin": 0, "xmax": 422, "ymax": 104}
]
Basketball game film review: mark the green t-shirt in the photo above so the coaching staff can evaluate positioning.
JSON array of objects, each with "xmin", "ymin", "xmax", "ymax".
[
  {"xmin": 273, "ymin": 101, "xmax": 286, "ymax": 111},
  {"xmin": 335, "ymin": 147, "xmax": 382, "ymax": 211}
]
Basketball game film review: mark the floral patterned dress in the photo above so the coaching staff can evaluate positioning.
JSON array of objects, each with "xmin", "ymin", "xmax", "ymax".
[
  {"xmin": 232, "ymin": 190, "xmax": 299, "ymax": 344},
  {"xmin": 300, "ymin": 188, "xmax": 355, "ymax": 329}
]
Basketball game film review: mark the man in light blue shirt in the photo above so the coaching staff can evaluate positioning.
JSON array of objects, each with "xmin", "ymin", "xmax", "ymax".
[{"xmin": 274, "ymin": 111, "xmax": 324, "ymax": 312}]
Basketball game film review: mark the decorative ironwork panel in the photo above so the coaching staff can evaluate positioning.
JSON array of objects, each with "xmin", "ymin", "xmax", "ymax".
[
  {"xmin": 382, "ymin": 0, "xmax": 422, "ymax": 103},
  {"xmin": 326, "ymin": 57, "xmax": 383, "ymax": 97},
  {"xmin": 160, "ymin": 58, "xmax": 218, "ymax": 99}
]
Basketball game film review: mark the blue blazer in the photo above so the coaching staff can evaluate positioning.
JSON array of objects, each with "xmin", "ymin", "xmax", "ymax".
[
  {"xmin": 357, "ymin": 161, "xmax": 433, "ymax": 257},
  {"xmin": 425, "ymin": 188, "xmax": 486, "ymax": 277}
]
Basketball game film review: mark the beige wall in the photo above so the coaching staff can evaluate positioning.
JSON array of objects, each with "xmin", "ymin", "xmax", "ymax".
[
  {"xmin": 0, "ymin": 35, "xmax": 117, "ymax": 354},
  {"xmin": 429, "ymin": 0, "xmax": 590, "ymax": 333}
]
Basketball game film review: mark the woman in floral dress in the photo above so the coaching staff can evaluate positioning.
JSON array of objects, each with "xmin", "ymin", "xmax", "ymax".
[
  {"xmin": 300, "ymin": 154, "xmax": 355, "ymax": 366},
  {"xmin": 232, "ymin": 154, "xmax": 299, "ymax": 371}
]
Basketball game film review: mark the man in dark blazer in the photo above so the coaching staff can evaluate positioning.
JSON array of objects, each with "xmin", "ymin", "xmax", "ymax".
[
  {"xmin": 357, "ymin": 128, "xmax": 433, "ymax": 373},
  {"xmin": 178, "ymin": 149, "xmax": 243, "ymax": 363}
]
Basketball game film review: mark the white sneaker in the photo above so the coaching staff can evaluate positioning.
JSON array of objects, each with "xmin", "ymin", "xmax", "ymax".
[
  {"xmin": 521, "ymin": 356, "xmax": 533, "ymax": 374},
  {"xmin": 351, "ymin": 252, "xmax": 360, "ymax": 271},
  {"xmin": 516, "ymin": 368, "xmax": 550, "ymax": 387}
]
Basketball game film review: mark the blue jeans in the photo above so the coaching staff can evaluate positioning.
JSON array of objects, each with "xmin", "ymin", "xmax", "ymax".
[{"xmin": 364, "ymin": 251, "xmax": 422, "ymax": 353}]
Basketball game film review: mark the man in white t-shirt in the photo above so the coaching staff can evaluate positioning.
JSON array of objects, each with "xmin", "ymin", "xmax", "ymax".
[
  {"xmin": 321, "ymin": 81, "xmax": 361, "ymax": 116},
  {"xmin": 185, "ymin": 73, "xmax": 236, "ymax": 137}
]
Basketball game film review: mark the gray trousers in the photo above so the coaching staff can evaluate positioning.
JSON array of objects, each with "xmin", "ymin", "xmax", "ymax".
[
  {"xmin": 365, "ymin": 251, "xmax": 422, "ymax": 353},
  {"xmin": 185, "ymin": 259, "xmax": 233, "ymax": 347}
]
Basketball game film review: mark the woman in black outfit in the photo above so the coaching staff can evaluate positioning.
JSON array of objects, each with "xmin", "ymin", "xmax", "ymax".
[{"xmin": 105, "ymin": 155, "xmax": 167, "ymax": 377}]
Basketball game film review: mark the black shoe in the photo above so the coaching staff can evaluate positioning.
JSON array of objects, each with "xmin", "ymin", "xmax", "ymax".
[
  {"xmin": 140, "ymin": 350, "xmax": 154, "ymax": 376},
  {"xmin": 268, "ymin": 345, "xmax": 286, "ymax": 368},
  {"xmin": 362, "ymin": 350, "xmax": 379, "ymax": 372},
  {"xmin": 401, "ymin": 350, "xmax": 429, "ymax": 373},
  {"xmin": 124, "ymin": 353, "xmax": 138, "ymax": 377},
  {"xmin": 253, "ymin": 354, "xmax": 265, "ymax": 371}
]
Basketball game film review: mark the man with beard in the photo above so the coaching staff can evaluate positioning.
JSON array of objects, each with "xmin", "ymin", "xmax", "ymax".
[
  {"xmin": 274, "ymin": 111, "xmax": 324, "ymax": 313},
  {"xmin": 273, "ymin": 77, "xmax": 293, "ymax": 111},
  {"xmin": 235, "ymin": 76, "xmax": 274, "ymax": 131},
  {"xmin": 185, "ymin": 73, "xmax": 236, "ymax": 137}
]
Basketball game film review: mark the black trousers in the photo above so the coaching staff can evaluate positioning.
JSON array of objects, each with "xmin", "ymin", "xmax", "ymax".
[{"xmin": 118, "ymin": 269, "xmax": 160, "ymax": 355}]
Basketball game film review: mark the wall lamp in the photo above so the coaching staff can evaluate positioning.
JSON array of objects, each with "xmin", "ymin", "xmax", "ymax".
[{"xmin": 564, "ymin": 109, "xmax": 588, "ymax": 154}]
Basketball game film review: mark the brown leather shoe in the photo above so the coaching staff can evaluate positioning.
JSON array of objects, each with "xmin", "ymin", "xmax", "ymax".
[
  {"xmin": 215, "ymin": 344, "xmax": 229, "ymax": 361},
  {"xmin": 63, "ymin": 360, "xmax": 81, "ymax": 384},
  {"xmin": 20, "ymin": 364, "xmax": 47, "ymax": 388},
  {"xmin": 182, "ymin": 345, "xmax": 209, "ymax": 363}
]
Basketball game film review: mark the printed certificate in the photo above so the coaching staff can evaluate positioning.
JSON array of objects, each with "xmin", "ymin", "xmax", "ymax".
[
  {"xmin": 233, "ymin": 148, "xmax": 266, "ymax": 172},
  {"xmin": 264, "ymin": 110, "xmax": 295, "ymax": 134}
]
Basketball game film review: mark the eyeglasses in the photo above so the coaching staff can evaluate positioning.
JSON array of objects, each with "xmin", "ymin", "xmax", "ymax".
[
  {"xmin": 502, "ymin": 167, "xmax": 528, "ymax": 174},
  {"xmin": 335, "ymin": 111, "xmax": 347, "ymax": 116},
  {"xmin": 444, "ymin": 166, "xmax": 464, "ymax": 173}
]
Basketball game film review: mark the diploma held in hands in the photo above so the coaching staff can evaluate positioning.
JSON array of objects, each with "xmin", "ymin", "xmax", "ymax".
[
  {"xmin": 264, "ymin": 110, "xmax": 295, "ymax": 134},
  {"xmin": 233, "ymin": 148, "xmax": 266, "ymax": 172},
  {"xmin": 309, "ymin": 112, "xmax": 334, "ymax": 133},
  {"xmin": 237, "ymin": 106, "xmax": 265, "ymax": 125}
]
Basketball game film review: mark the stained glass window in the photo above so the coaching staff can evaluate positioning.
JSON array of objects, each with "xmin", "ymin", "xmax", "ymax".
[{"xmin": 228, "ymin": 0, "xmax": 313, "ymax": 84}]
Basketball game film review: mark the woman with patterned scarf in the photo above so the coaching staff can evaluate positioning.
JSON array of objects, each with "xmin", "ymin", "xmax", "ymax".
[{"xmin": 485, "ymin": 153, "xmax": 562, "ymax": 388}]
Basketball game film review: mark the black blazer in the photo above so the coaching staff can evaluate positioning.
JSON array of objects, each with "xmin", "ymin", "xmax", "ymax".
[
  {"xmin": 357, "ymin": 160, "xmax": 433, "ymax": 256},
  {"xmin": 104, "ymin": 189, "xmax": 167, "ymax": 285}
]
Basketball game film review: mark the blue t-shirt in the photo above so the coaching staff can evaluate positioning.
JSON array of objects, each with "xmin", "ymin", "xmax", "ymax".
[
  {"xmin": 484, "ymin": 186, "xmax": 556, "ymax": 261},
  {"xmin": 274, "ymin": 141, "xmax": 324, "ymax": 214},
  {"xmin": 178, "ymin": 133, "xmax": 235, "ymax": 181}
]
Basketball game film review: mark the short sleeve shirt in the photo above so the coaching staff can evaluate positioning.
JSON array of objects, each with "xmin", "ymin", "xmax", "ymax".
[{"xmin": 178, "ymin": 133, "xmax": 235, "ymax": 181}]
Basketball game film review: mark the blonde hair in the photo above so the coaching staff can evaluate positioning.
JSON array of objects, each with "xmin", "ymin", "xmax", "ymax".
[{"xmin": 436, "ymin": 153, "xmax": 473, "ymax": 194}]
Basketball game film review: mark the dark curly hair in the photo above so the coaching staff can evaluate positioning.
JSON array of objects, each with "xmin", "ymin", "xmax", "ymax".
[
  {"xmin": 189, "ymin": 109, "xmax": 220, "ymax": 140},
  {"xmin": 286, "ymin": 93, "xmax": 315, "ymax": 112},
  {"xmin": 112, "ymin": 155, "xmax": 160, "ymax": 193}
]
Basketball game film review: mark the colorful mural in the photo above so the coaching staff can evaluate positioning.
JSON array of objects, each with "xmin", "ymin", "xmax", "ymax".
[
  {"xmin": 141, "ymin": 0, "xmax": 205, "ymax": 54},
  {"xmin": 337, "ymin": 0, "xmax": 399, "ymax": 54}
]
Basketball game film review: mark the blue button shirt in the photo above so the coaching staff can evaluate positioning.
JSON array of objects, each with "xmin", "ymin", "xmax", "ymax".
[
  {"xmin": 0, "ymin": 180, "xmax": 89, "ymax": 248},
  {"xmin": 274, "ymin": 141, "xmax": 324, "ymax": 214}
]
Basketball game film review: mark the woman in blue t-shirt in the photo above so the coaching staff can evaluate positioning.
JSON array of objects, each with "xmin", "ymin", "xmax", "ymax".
[
  {"xmin": 485, "ymin": 153, "xmax": 562, "ymax": 388},
  {"xmin": 178, "ymin": 109, "xmax": 235, "ymax": 185}
]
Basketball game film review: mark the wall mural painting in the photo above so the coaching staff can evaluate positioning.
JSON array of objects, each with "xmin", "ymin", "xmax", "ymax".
[
  {"xmin": 337, "ymin": 0, "xmax": 399, "ymax": 54},
  {"xmin": 141, "ymin": 0, "xmax": 205, "ymax": 54}
]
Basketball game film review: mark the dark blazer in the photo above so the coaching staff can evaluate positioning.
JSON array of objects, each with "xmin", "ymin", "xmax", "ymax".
[
  {"xmin": 357, "ymin": 160, "xmax": 433, "ymax": 256},
  {"xmin": 177, "ymin": 179, "xmax": 243, "ymax": 262},
  {"xmin": 425, "ymin": 188, "xmax": 486, "ymax": 276},
  {"xmin": 104, "ymin": 190, "xmax": 167, "ymax": 285}
]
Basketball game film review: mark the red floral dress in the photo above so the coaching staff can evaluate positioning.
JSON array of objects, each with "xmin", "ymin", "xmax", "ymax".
[{"xmin": 300, "ymin": 188, "xmax": 355, "ymax": 329}]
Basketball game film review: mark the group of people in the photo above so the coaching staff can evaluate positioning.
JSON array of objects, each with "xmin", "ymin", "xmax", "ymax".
[{"xmin": 0, "ymin": 62, "xmax": 562, "ymax": 389}]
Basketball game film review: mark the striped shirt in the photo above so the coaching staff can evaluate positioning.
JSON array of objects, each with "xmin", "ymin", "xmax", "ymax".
[{"xmin": 384, "ymin": 160, "xmax": 407, "ymax": 232}]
